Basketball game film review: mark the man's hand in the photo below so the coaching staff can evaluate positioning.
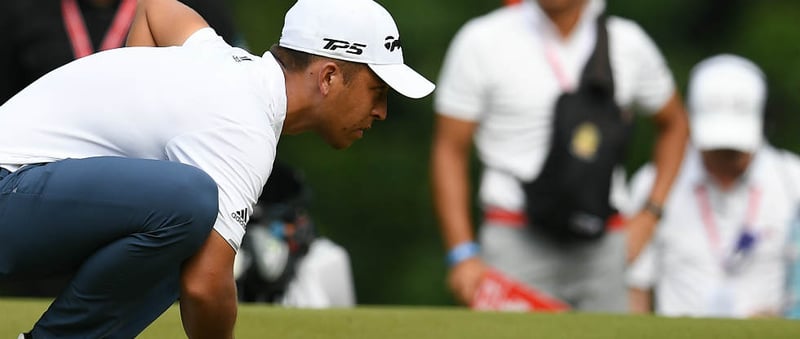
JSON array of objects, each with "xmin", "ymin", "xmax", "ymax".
[
  {"xmin": 625, "ymin": 210, "xmax": 659, "ymax": 263},
  {"xmin": 448, "ymin": 257, "xmax": 487, "ymax": 305},
  {"xmin": 628, "ymin": 287, "xmax": 653, "ymax": 314}
]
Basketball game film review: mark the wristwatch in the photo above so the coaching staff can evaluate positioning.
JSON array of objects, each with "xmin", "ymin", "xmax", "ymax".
[{"xmin": 643, "ymin": 200, "xmax": 663, "ymax": 220}]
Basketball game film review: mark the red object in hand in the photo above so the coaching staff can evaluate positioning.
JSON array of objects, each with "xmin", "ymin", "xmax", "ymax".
[
  {"xmin": 504, "ymin": 0, "xmax": 523, "ymax": 5},
  {"xmin": 471, "ymin": 269, "xmax": 571, "ymax": 312}
]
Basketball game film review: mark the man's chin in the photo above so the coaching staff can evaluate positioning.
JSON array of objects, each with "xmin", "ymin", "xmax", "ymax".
[
  {"xmin": 326, "ymin": 139, "xmax": 355, "ymax": 150},
  {"xmin": 321, "ymin": 131, "xmax": 363, "ymax": 150}
]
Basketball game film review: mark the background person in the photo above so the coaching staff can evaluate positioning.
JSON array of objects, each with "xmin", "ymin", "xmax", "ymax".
[
  {"xmin": 626, "ymin": 54, "xmax": 800, "ymax": 318},
  {"xmin": 0, "ymin": 0, "xmax": 433, "ymax": 337},
  {"xmin": 235, "ymin": 161, "xmax": 356, "ymax": 308},
  {"xmin": 431, "ymin": 0, "xmax": 688, "ymax": 310},
  {"xmin": 0, "ymin": 0, "xmax": 243, "ymax": 105}
]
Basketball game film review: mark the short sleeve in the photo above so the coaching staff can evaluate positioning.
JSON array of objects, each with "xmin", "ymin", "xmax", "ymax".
[
  {"xmin": 434, "ymin": 20, "xmax": 489, "ymax": 121},
  {"xmin": 165, "ymin": 127, "xmax": 274, "ymax": 251},
  {"xmin": 615, "ymin": 20, "xmax": 675, "ymax": 114},
  {"xmin": 620, "ymin": 163, "xmax": 657, "ymax": 217},
  {"xmin": 182, "ymin": 27, "xmax": 228, "ymax": 48}
]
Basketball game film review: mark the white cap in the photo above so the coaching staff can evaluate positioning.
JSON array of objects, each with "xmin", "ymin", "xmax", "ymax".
[
  {"xmin": 279, "ymin": 0, "xmax": 435, "ymax": 99},
  {"xmin": 688, "ymin": 54, "xmax": 766, "ymax": 152}
]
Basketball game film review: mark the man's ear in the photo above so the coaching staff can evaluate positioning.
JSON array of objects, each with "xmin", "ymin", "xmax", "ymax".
[{"xmin": 318, "ymin": 62, "xmax": 340, "ymax": 96}]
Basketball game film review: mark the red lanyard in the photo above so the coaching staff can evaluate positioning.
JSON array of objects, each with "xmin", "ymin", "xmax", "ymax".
[
  {"xmin": 61, "ymin": 0, "xmax": 138, "ymax": 59},
  {"xmin": 695, "ymin": 184, "xmax": 761, "ymax": 262}
]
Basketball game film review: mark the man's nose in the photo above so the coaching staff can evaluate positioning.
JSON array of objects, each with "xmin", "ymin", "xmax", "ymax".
[{"xmin": 372, "ymin": 102, "xmax": 387, "ymax": 121}]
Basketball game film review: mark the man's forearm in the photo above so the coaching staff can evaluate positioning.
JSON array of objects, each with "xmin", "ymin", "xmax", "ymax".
[
  {"xmin": 647, "ymin": 93, "xmax": 689, "ymax": 206},
  {"xmin": 432, "ymin": 137, "xmax": 487, "ymax": 304},
  {"xmin": 430, "ymin": 116, "xmax": 479, "ymax": 251},
  {"xmin": 431, "ymin": 116, "xmax": 485, "ymax": 304},
  {"xmin": 180, "ymin": 232, "xmax": 238, "ymax": 339},
  {"xmin": 180, "ymin": 282, "xmax": 237, "ymax": 339},
  {"xmin": 626, "ymin": 93, "xmax": 688, "ymax": 262},
  {"xmin": 431, "ymin": 138, "xmax": 474, "ymax": 250}
]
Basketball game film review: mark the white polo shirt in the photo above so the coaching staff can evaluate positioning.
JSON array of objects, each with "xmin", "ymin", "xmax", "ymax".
[
  {"xmin": 435, "ymin": 0, "xmax": 675, "ymax": 211},
  {"xmin": 0, "ymin": 28, "xmax": 287, "ymax": 251},
  {"xmin": 625, "ymin": 145, "xmax": 800, "ymax": 317}
]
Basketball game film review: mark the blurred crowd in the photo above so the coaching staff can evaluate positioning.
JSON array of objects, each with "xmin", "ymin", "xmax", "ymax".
[
  {"xmin": 431, "ymin": 0, "xmax": 800, "ymax": 319},
  {"xmin": 1, "ymin": 0, "xmax": 799, "ymax": 321}
]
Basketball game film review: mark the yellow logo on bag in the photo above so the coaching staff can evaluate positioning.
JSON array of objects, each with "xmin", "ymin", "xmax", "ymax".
[{"xmin": 571, "ymin": 122, "xmax": 600, "ymax": 161}]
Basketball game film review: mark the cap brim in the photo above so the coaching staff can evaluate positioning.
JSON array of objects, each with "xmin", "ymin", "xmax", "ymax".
[
  {"xmin": 369, "ymin": 63, "xmax": 435, "ymax": 99},
  {"xmin": 691, "ymin": 111, "xmax": 762, "ymax": 152}
]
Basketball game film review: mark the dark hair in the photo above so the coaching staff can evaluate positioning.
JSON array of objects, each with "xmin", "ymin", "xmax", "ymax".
[{"xmin": 269, "ymin": 44, "xmax": 363, "ymax": 85}]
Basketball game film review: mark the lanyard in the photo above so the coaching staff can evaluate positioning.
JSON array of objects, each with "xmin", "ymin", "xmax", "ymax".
[
  {"xmin": 695, "ymin": 184, "xmax": 761, "ymax": 274},
  {"xmin": 61, "ymin": 0, "xmax": 138, "ymax": 59},
  {"xmin": 543, "ymin": 41, "xmax": 573, "ymax": 92}
]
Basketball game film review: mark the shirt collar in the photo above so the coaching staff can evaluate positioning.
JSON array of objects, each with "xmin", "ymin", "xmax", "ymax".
[{"xmin": 523, "ymin": 0, "xmax": 606, "ymax": 39}]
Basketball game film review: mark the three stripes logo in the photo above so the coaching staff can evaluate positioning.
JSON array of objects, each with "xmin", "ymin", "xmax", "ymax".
[
  {"xmin": 231, "ymin": 208, "xmax": 250, "ymax": 229},
  {"xmin": 232, "ymin": 55, "xmax": 252, "ymax": 63}
]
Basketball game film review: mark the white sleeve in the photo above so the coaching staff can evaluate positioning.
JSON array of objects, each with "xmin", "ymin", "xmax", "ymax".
[
  {"xmin": 165, "ymin": 127, "xmax": 274, "ymax": 251},
  {"xmin": 434, "ymin": 20, "xmax": 489, "ymax": 121},
  {"xmin": 182, "ymin": 27, "xmax": 228, "ymax": 48},
  {"xmin": 612, "ymin": 19, "xmax": 676, "ymax": 114},
  {"xmin": 620, "ymin": 163, "xmax": 657, "ymax": 217}
]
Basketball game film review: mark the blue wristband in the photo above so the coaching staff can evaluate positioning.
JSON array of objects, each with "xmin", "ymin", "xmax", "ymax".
[{"xmin": 446, "ymin": 242, "xmax": 480, "ymax": 267}]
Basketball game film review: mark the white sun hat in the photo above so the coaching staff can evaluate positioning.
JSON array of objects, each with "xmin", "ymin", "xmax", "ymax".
[
  {"xmin": 279, "ymin": 0, "xmax": 435, "ymax": 99},
  {"xmin": 688, "ymin": 54, "xmax": 766, "ymax": 152}
]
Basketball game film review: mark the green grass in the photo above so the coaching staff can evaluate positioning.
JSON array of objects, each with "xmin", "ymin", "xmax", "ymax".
[{"xmin": 2, "ymin": 298, "xmax": 799, "ymax": 338}]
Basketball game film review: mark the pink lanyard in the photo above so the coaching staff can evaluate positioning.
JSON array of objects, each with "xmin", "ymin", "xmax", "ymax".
[
  {"xmin": 543, "ymin": 41, "xmax": 573, "ymax": 92},
  {"xmin": 695, "ymin": 184, "xmax": 761, "ymax": 268},
  {"xmin": 61, "ymin": 0, "xmax": 137, "ymax": 59}
]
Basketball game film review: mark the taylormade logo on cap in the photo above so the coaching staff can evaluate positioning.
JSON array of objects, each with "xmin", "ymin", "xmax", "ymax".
[{"xmin": 279, "ymin": 0, "xmax": 435, "ymax": 99}]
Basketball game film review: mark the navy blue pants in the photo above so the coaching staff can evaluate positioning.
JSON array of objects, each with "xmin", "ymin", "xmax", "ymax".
[{"xmin": 0, "ymin": 157, "xmax": 219, "ymax": 338}]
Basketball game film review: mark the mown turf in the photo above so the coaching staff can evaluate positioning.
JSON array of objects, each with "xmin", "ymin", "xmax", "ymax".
[{"xmin": 2, "ymin": 298, "xmax": 799, "ymax": 338}]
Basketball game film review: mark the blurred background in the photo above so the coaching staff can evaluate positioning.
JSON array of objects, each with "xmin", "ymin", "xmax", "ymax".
[{"xmin": 228, "ymin": 0, "xmax": 800, "ymax": 306}]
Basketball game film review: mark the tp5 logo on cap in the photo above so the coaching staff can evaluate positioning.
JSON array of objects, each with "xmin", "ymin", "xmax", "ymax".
[
  {"xmin": 322, "ymin": 38, "xmax": 367, "ymax": 55},
  {"xmin": 278, "ymin": 0, "xmax": 435, "ymax": 99}
]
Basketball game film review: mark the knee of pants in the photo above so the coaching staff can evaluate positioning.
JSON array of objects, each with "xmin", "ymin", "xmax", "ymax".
[{"xmin": 159, "ymin": 166, "xmax": 219, "ymax": 248}]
